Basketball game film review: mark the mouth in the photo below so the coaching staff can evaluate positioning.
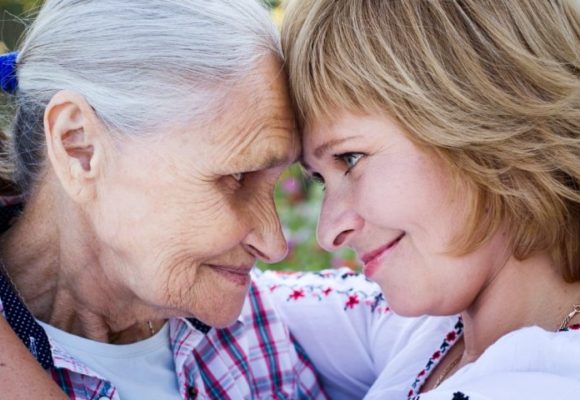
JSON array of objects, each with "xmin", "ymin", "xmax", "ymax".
[
  {"xmin": 207, "ymin": 264, "xmax": 253, "ymax": 286},
  {"xmin": 360, "ymin": 233, "xmax": 405, "ymax": 277}
]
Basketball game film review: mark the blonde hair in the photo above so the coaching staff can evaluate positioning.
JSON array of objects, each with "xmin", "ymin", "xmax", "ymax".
[{"xmin": 282, "ymin": 0, "xmax": 580, "ymax": 281}]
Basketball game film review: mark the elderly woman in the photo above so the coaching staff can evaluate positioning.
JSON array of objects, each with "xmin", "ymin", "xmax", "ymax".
[
  {"xmin": 0, "ymin": 0, "xmax": 332, "ymax": 398},
  {"xmin": 276, "ymin": 0, "xmax": 580, "ymax": 399}
]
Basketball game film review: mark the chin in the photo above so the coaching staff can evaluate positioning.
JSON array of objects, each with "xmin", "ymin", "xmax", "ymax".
[
  {"xmin": 193, "ymin": 293, "xmax": 247, "ymax": 329},
  {"xmin": 382, "ymin": 290, "xmax": 435, "ymax": 318},
  {"xmin": 389, "ymin": 294, "xmax": 467, "ymax": 318}
]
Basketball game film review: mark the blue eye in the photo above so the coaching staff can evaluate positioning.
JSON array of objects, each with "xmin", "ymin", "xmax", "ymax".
[{"xmin": 335, "ymin": 152, "xmax": 364, "ymax": 174}]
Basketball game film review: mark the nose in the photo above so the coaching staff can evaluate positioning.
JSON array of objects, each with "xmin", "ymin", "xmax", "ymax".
[
  {"xmin": 242, "ymin": 196, "xmax": 288, "ymax": 264},
  {"xmin": 317, "ymin": 191, "xmax": 364, "ymax": 252}
]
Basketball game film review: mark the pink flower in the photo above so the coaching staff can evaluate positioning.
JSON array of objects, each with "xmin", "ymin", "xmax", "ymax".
[{"xmin": 280, "ymin": 177, "xmax": 300, "ymax": 194}]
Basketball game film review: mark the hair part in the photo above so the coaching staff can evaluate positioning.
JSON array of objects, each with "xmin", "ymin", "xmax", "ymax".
[
  {"xmin": 283, "ymin": 0, "xmax": 580, "ymax": 281},
  {"xmin": 3, "ymin": 0, "xmax": 281, "ymax": 193}
]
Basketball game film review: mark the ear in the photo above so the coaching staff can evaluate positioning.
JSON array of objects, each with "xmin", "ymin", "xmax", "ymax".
[{"xmin": 44, "ymin": 91, "xmax": 108, "ymax": 203}]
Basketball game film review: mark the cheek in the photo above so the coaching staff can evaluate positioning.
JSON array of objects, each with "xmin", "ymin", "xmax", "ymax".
[
  {"xmin": 378, "ymin": 239, "xmax": 500, "ymax": 317},
  {"xmin": 94, "ymin": 174, "xmax": 251, "ymax": 275},
  {"xmin": 353, "ymin": 161, "xmax": 416, "ymax": 227}
]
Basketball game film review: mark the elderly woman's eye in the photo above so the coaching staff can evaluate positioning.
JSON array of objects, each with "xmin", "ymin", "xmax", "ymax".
[
  {"xmin": 232, "ymin": 173, "xmax": 245, "ymax": 183},
  {"xmin": 335, "ymin": 152, "xmax": 365, "ymax": 175}
]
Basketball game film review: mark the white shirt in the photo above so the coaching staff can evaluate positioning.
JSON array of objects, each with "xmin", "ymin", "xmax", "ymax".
[
  {"xmin": 256, "ymin": 269, "xmax": 580, "ymax": 400},
  {"xmin": 255, "ymin": 268, "xmax": 455, "ymax": 399},
  {"xmin": 419, "ymin": 326, "xmax": 580, "ymax": 400},
  {"xmin": 39, "ymin": 321, "xmax": 180, "ymax": 400}
]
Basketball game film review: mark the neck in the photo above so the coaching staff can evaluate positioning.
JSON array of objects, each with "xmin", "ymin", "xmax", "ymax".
[
  {"xmin": 0, "ymin": 186, "xmax": 162, "ymax": 343},
  {"xmin": 459, "ymin": 252, "xmax": 580, "ymax": 363}
]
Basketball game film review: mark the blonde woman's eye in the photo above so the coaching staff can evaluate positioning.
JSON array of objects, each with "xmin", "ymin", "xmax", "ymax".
[{"xmin": 335, "ymin": 152, "xmax": 365, "ymax": 174}]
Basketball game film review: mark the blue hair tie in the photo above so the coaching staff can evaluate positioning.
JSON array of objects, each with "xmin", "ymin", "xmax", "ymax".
[{"xmin": 0, "ymin": 52, "xmax": 18, "ymax": 94}]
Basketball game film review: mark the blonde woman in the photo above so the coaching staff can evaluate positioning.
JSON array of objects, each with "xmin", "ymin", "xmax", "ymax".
[
  {"xmin": 2, "ymin": 1, "xmax": 580, "ymax": 399},
  {"xmin": 279, "ymin": 0, "xmax": 580, "ymax": 398}
]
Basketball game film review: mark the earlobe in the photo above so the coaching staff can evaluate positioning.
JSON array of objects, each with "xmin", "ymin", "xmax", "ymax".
[{"xmin": 44, "ymin": 91, "xmax": 104, "ymax": 202}]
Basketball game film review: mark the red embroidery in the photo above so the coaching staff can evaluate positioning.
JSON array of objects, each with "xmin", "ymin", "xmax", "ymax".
[
  {"xmin": 289, "ymin": 289, "xmax": 305, "ymax": 300},
  {"xmin": 345, "ymin": 294, "xmax": 360, "ymax": 309},
  {"xmin": 408, "ymin": 318, "xmax": 464, "ymax": 400}
]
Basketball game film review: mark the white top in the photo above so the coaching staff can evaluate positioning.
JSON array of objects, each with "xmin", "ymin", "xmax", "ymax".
[
  {"xmin": 418, "ymin": 326, "xmax": 580, "ymax": 400},
  {"xmin": 256, "ymin": 268, "xmax": 580, "ymax": 400},
  {"xmin": 255, "ymin": 268, "xmax": 456, "ymax": 399},
  {"xmin": 38, "ymin": 321, "xmax": 180, "ymax": 400}
]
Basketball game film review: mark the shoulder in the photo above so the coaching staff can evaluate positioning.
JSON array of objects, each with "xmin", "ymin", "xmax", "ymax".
[{"xmin": 473, "ymin": 326, "xmax": 580, "ymax": 376}]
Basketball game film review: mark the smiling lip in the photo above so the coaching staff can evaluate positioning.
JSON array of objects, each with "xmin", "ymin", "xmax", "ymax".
[
  {"xmin": 208, "ymin": 264, "xmax": 253, "ymax": 286},
  {"xmin": 360, "ymin": 233, "xmax": 405, "ymax": 277}
]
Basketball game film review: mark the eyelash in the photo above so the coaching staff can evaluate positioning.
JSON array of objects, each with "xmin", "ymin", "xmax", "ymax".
[
  {"xmin": 311, "ymin": 172, "xmax": 325, "ymax": 185},
  {"xmin": 232, "ymin": 173, "xmax": 245, "ymax": 183},
  {"xmin": 310, "ymin": 173, "xmax": 326, "ymax": 191},
  {"xmin": 334, "ymin": 152, "xmax": 365, "ymax": 175}
]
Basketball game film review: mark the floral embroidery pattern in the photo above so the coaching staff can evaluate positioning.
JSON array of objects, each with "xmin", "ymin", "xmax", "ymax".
[
  {"xmin": 345, "ymin": 294, "xmax": 360, "ymax": 310},
  {"xmin": 407, "ymin": 317, "xmax": 464, "ymax": 400},
  {"xmin": 267, "ymin": 270, "xmax": 389, "ymax": 313},
  {"xmin": 410, "ymin": 319, "xmax": 580, "ymax": 400},
  {"xmin": 289, "ymin": 289, "xmax": 305, "ymax": 300}
]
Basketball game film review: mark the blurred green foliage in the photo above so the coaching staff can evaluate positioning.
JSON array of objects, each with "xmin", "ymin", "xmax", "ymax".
[
  {"xmin": 261, "ymin": 0, "xmax": 281, "ymax": 8},
  {"xmin": 0, "ymin": 0, "xmax": 39, "ymax": 50},
  {"xmin": 0, "ymin": 0, "xmax": 358, "ymax": 272}
]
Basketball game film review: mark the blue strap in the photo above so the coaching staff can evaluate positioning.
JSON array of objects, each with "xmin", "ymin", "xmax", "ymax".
[
  {"xmin": 0, "ymin": 273, "xmax": 54, "ymax": 369},
  {"xmin": 0, "ymin": 52, "xmax": 18, "ymax": 94},
  {"xmin": 187, "ymin": 317, "xmax": 211, "ymax": 334}
]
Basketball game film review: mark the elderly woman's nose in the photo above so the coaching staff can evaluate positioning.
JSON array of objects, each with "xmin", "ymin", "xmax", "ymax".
[
  {"xmin": 243, "ymin": 200, "xmax": 288, "ymax": 263},
  {"xmin": 317, "ymin": 195, "xmax": 363, "ymax": 252}
]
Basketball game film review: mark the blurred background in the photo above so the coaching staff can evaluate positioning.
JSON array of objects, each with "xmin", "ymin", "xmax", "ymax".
[{"xmin": 0, "ymin": 0, "xmax": 359, "ymax": 272}]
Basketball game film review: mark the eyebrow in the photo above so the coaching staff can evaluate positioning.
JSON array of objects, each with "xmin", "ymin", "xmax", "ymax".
[
  {"xmin": 252, "ymin": 144, "xmax": 300, "ymax": 171},
  {"xmin": 313, "ymin": 136, "xmax": 360, "ymax": 159},
  {"xmin": 259, "ymin": 154, "xmax": 296, "ymax": 170}
]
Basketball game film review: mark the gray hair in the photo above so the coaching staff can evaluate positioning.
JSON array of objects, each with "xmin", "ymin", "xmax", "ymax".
[{"xmin": 6, "ymin": 0, "xmax": 281, "ymax": 193}]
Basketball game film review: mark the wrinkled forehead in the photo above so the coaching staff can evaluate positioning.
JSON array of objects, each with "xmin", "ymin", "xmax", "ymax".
[{"xmin": 202, "ymin": 58, "xmax": 300, "ymax": 168}]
